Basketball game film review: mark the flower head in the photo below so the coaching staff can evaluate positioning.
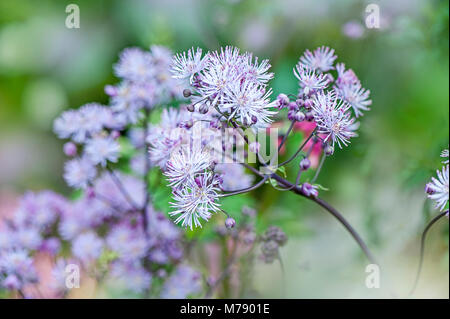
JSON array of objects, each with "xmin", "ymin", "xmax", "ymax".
[
  {"xmin": 165, "ymin": 145, "xmax": 212, "ymax": 188},
  {"xmin": 312, "ymin": 92, "xmax": 358, "ymax": 148},
  {"xmin": 221, "ymin": 80, "xmax": 278, "ymax": 126},
  {"xmin": 114, "ymin": 47, "xmax": 154, "ymax": 83},
  {"xmin": 299, "ymin": 46, "xmax": 337, "ymax": 72},
  {"xmin": 169, "ymin": 172, "xmax": 221, "ymax": 230},
  {"xmin": 426, "ymin": 165, "xmax": 449, "ymax": 212},
  {"xmin": 171, "ymin": 47, "xmax": 209, "ymax": 82},
  {"xmin": 294, "ymin": 64, "xmax": 329, "ymax": 96},
  {"xmin": 63, "ymin": 157, "xmax": 97, "ymax": 189},
  {"xmin": 85, "ymin": 136, "xmax": 120, "ymax": 167}
]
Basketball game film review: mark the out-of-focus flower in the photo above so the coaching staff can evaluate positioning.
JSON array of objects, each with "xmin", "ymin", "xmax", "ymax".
[
  {"xmin": 215, "ymin": 163, "xmax": 254, "ymax": 192},
  {"xmin": 71, "ymin": 232, "xmax": 104, "ymax": 263},
  {"xmin": 114, "ymin": 47, "xmax": 154, "ymax": 83},
  {"xmin": 342, "ymin": 21, "xmax": 365, "ymax": 39},
  {"xmin": 63, "ymin": 157, "xmax": 97, "ymax": 189},
  {"xmin": 160, "ymin": 265, "xmax": 202, "ymax": 298},
  {"xmin": 85, "ymin": 136, "xmax": 120, "ymax": 167}
]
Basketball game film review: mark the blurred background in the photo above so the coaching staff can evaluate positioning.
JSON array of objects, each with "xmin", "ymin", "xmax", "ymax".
[{"xmin": 0, "ymin": 0, "xmax": 448, "ymax": 298}]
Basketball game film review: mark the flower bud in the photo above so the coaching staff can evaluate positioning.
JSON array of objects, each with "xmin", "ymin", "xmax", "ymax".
[
  {"xmin": 304, "ymin": 99, "xmax": 313, "ymax": 110},
  {"xmin": 288, "ymin": 102, "xmax": 298, "ymax": 111},
  {"xmin": 305, "ymin": 111, "xmax": 315, "ymax": 121},
  {"xmin": 296, "ymin": 99, "xmax": 304, "ymax": 107},
  {"xmin": 301, "ymin": 182, "xmax": 318, "ymax": 197},
  {"xmin": 425, "ymin": 183, "xmax": 435, "ymax": 195},
  {"xmin": 225, "ymin": 217, "xmax": 236, "ymax": 229},
  {"xmin": 63, "ymin": 142, "xmax": 77, "ymax": 157},
  {"xmin": 251, "ymin": 115, "xmax": 258, "ymax": 124},
  {"xmin": 111, "ymin": 130, "xmax": 120, "ymax": 139},
  {"xmin": 277, "ymin": 93, "xmax": 289, "ymax": 107},
  {"xmin": 324, "ymin": 144, "xmax": 334, "ymax": 156},
  {"xmin": 199, "ymin": 104, "xmax": 209, "ymax": 114},
  {"xmin": 294, "ymin": 111, "xmax": 305, "ymax": 122},
  {"xmin": 104, "ymin": 85, "xmax": 117, "ymax": 96},
  {"xmin": 187, "ymin": 104, "xmax": 195, "ymax": 112},
  {"xmin": 183, "ymin": 88, "xmax": 192, "ymax": 98},
  {"xmin": 299, "ymin": 157, "xmax": 311, "ymax": 171}
]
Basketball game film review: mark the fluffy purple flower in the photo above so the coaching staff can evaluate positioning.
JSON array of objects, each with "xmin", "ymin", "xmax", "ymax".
[
  {"xmin": 164, "ymin": 145, "xmax": 212, "ymax": 188},
  {"xmin": 109, "ymin": 262, "xmax": 152, "ymax": 294},
  {"xmin": 114, "ymin": 47, "xmax": 154, "ymax": 83},
  {"xmin": 170, "ymin": 172, "xmax": 221, "ymax": 230},
  {"xmin": 298, "ymin": 46, "xmax": 337, "ymax": 72},
  {"xmin": 294, "ymin": 64, "xmax": 329, "ymax": 96},
  {"xmin": 171, "ymin": 47, "xmax": 209, "ymax": 81},
  {"xmin": 160, "ymin": 265, "xmax": 202, "ymax": 298},
  {"xmin": 72, "ymin": 232, "xmax": 104, "ymax": 263},
  {"xmin": 311, "ymin": 91, "xmax": 358, "ymax": 148},
  {"xmin": 85, "ymin": 136, "xmax": 120, "ymax": 167},
  {"xmin": 63, "ymin": 157, "xmax": 97, "ymax": 189},
  {"xmin": 215, "ymin": 163, "xmax": 254, "ymax": 192}
]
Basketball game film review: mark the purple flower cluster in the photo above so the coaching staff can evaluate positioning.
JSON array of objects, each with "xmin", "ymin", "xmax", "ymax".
[
  {"xmin": 280, "ymin": 46, "xmax": 372, "ymax": 149},
  {"xmin": 171, "ymin": 46, "xmax": 278, "ymax": 127},
  {"xmin": 0, "ymin": 45, "xmax": 200, "ymax": 297}
]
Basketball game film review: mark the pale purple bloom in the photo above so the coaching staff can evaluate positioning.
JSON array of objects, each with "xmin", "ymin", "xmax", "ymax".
[
  {"xmin": 106, "ymin": 224, "xmax": 148, "ymax": 261},
  {"xmin": 170, "ymin": 172, "xmax": 221, "ymax": 230},
  {"xmin": 426, "ymin": 165, "xmax": 449, "ymax": 212},
  {"xmin": 215, "ymin": 163, "xmax": 254, "ymax": 192},
  {"xmin": 160, "ymin": 265, "xmax": 202, "ymax": 299},
  {"xmin": 342, "ymin": 21, "xmax": 365, "ymax": 39},
  {"xmin": 114, "ymin": 47, "xmax": 154, "ymax": 83},
  {"xmin": 72, "ymin": 232, "xmax": 104, "ymax": 262},
  {"xmin": 165, "ymin": 145, "xmax": 212, "ymax": 188},
  {"xmin": 15, "ymin": 227, "xmax": 42, "ymax": 250},
  {"xmin": 54, "ymin": 104, "xmax": 113, "ymax": 143},
  {"xmin": 93, "ymin": 172, "xmax": 145, "ymax": 211},
  {"xmin": 2, "ymin": 274, "xmax": 21, "ymax": 290},
  {"xmin": 85, "ymin": 136, "xmax": 120, "ymax": 167},
  {"xmin": 242, "ymin": 53, "xmax": 274, "ymax": 84},
  {"xmin": 221, "ymin": 80, "xmax": 278, "ymax": 126},
  {"xmin": 63, "ymin": 157, "xmax": 97, "ymax": 189},
  {"xmin": 171, "ymin": 47, "xmax": 209, "ymax": 81},
  {"xmin": 294, "ymin": 64, "xmax": 330, "ymax": 96},
  {"xmin": 335, "ymin": 63, "xmax": 360, "ymax": 87},
  {"xmin": 0, "ymin": 249, "xmax": 38, "ymax": 288},
  {"xmin": 335, "ymin": 83, "xmax": 372, "ymax": 118},
  {"xmin": 299, "ymin": 46, "xmax": 337, "ymax": 72},
  {"xmin": 51, "ymin": 259, "xmax": 71, "ymax": 293},
  {"xmin": 109, "ymin": 262, "xmax": 152, "ymax": 294},
  {"xmin": 312, "ymin": 91, "xmax": 358, "ymax": 148}
]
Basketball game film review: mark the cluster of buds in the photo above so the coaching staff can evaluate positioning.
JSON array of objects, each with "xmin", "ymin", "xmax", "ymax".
[{"xmin": 260, "ymin": 226, "xmax": 288, "ymax": 264}]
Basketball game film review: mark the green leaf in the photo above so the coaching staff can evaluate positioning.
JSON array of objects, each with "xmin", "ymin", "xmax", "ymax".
[
  {"xmin": 313, "ymin": 183, "xmax": 329, "ymax": 191},
  {"xmin": 277, "ymin": 166, "xmax": 287, "ymax": 178}
]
